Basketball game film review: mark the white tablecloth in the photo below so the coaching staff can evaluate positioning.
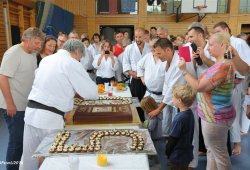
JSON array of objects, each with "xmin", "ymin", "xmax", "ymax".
[{"xmin": 39, "ymin": 154, "xmax": 149, "ymax": 170}]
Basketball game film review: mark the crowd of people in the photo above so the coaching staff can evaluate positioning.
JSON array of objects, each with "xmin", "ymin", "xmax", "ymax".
[{"xmin": 0, "ymin": 21, "xmax": 250, "ymax": 170}]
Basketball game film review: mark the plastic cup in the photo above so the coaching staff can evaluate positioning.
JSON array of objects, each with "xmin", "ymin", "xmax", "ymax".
[
  {"xmin": 68, "ymin": 156, "xmax": 79, "ymax": 170},
  {"xmin": 96, "ymin": 151, "xmax": 108, "ymax": 167},
  {"xmin": 104, "ymin": 83, "xmax": 109, "ymax": 91}
]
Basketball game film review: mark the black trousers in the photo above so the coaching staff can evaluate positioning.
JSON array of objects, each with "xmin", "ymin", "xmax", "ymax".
[
  {"xmin": 167, "ymin": 161, "xmax": 188, "ymax": 170},
  {"xmin": 96, "ymin": 76, "xmax": 115, "ymax": 85},
  {"xmin": 130, "ymin": 78, "xmax": 146, "ymax": 122}
]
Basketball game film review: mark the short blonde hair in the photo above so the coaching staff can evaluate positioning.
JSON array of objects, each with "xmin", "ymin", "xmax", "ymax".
[
  {"xmin": 140, "ymin": 96, "xmax": 158, "ymax": 114},
  {"xmin": 210, "ymin": 32, "xmax": 231, "ymax": 48},
  {"xmin": 172, "ymin": 84, "xmax": 196, "ymax": 107}
]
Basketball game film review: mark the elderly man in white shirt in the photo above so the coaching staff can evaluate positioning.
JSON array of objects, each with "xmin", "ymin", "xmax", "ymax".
[
  {"xmin": 20, "ymin": 39, "xmax": 98, "ymax": 170},
  {"xmin": 93, "ymin": 40, "xmax": 119, "ymax": 84},
  {"xmin": 123, "ymin": 27, "xmax": 151, "ymax": 122},
  {"xmin": 213, "ymin": 21, "xmax": 250, "ymax": 155}
]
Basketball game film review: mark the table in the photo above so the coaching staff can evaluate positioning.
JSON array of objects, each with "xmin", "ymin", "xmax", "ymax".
[
  {"xmin": 39, "ymin": 87, "xmax": 149, "ymax": 170},
  {"xmin": 39, "ymin": 154, "xmax": 149, "ymax": 170}
]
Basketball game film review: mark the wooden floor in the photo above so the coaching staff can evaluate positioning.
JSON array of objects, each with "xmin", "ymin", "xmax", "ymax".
[{"xmin": 0, "ymin": 113, "xmax": 249, "ymax": 170}]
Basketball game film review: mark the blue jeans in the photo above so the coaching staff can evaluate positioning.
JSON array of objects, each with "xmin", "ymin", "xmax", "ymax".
[{"xmin": 1, "ymin": 108, "xmax": 25, "ymax": 170}]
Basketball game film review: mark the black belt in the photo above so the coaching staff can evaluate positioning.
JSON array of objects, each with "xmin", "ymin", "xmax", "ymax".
[
  {"xmin": 147, "ymin": 88, "xmax": 162, "ymax": 95},
  {"xmin": 87, "ymin": 69, "xmax": 94, "ymax": 73},
  {"xmin": 27, "ymin": 100, "xmax": 65, "ymax": 117}
]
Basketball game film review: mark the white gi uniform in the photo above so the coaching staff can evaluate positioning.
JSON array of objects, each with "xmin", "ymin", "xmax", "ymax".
[
  {"xmin": 241, "ymin": 95, "xmax": 250, "ymax": 133},
  {"xmin": 123, "ymin": 42, "xmax": 151, "ymax": 74},
  {"xmin": 20, "ymin": 49, "xmax": 98, "ymax": 170},
  {"xmin": 162, "ymin": 51, "xmax": 199, "ymax": 168},
  {"xmin": 123, "ymin": 42, "xmax": 151, "ymax": 121},
  {"xmin": 115, "ymin": 52, "xmax": 125, "ymax": 82},
  {"xmin": 137, "ymin": 52, "xmax": 166, "ymax": 103},
  {"xmin": 230, "ymin": 36, "xmax": 250, "ymax": 143},
  {"xmin": 137, "ymin": 52, "xmax": 168, "ymax": 170},
  {"xmin": 80, "ymin": 47, "xmax": 96, "ymax": 81},
  {"xmin": 92, "ymin": 54, "xmax": 119, "ymax": 78},
  {"xmin": 88, "ymin": 43, "xmax": 102, "ymax": 57}
]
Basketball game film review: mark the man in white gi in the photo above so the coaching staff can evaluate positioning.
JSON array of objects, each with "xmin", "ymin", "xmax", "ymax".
[
  {"xmin": 148, "ymin": 38, "xmax": 197, "ymax": 169},
  {"xmin": 137, "ymin": 38, "xmax": 166, "ymax": 103},
  {"xmin": 19, "ymin": 39, "xmax": 98, "ymax": 170},
  {"xmin": 213, "ymin": 21, "xmax": 250, "ymax": 155},
  {"xmin": 137, "ymin": 38, "xmax": 167, "ymax": 170},
  {"xmin": 123, "ymin": 27, "xmax": 151, "ymax": 122},
  {"xmin": 0, "ymin": 27, "xmax": 45, "ymax": 170},
  {"xmin": 80, "ymin": 38, "xmax": 95, "ymax": 81}
]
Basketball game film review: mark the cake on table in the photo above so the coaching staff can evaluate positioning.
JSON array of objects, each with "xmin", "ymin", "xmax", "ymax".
[{"xmin": 73, "ymin": 96, "xmax": 133, "ymax": 124}]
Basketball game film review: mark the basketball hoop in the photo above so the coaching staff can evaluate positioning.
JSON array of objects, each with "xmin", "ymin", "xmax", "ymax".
[{"xmin": 194, "ymin": 5, "xmax": 207, "ymax": 11}]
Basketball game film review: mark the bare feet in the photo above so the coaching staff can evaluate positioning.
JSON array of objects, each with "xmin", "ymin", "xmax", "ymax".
[{"xmin": 232, "ymin": 143, "xmax": 241, "ymax": 156}]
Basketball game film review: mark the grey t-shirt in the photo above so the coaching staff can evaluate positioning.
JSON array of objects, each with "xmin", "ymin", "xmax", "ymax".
[{"xmin": 0, "ymin": 44, "xmax": 37, "ymax": 111}]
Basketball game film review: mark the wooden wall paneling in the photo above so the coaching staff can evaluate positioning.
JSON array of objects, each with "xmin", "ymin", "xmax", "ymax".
[
  {"xmin": 9, "ymin": 2, "xmax": 19, "ymax": 26},
  {"xmin": 74, "ymin": 15, "xmax": 88, "ymax": 36},
  {"xmin": 23, "ymin": 7, "xmax": 31, "ymax": 30},
  {"xmin": 18, "ymin": 5, "xmax": 25, "ymax": 34},
  {"xmin": 0, "ymin": 1, "xmax": 7, "ymax": 63},
  {"xmin": 29, "ymin": 9, "xmax": 36, "ymax": 27}
]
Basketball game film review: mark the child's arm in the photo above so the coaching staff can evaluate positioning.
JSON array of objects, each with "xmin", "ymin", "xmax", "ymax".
[
  {"xmin": 165, "ymin": 136, "xmax": 178, "ymax": 157},
  {"xmin": 147, "ymin": 117, "xmax": 157, "ymax": 132}
]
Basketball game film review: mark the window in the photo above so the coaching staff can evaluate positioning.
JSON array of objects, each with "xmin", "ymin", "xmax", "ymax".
[
  {"xmin": 240, "ymin": 0, "xmax": 250, "ymax": 13},
  {"xmin": 217, "ymin": 0, "xmax": 229, "ymax": 13},
  {"xmin": 96, "ymin": 0, "xmax": 138, "ymax": 15},
  {"xmin": 147, "ymin": 0, "xmax": 181, "ymax": 14}
]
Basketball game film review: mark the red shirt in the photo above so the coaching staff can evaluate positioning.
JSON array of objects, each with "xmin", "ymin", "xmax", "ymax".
[{"xmin": 113, "ymin": 44, "xmax": 124, "ymax": 57}]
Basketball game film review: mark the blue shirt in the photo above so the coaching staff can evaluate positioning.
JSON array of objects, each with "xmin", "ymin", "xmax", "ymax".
[{"xmin": 168, "ymin": 109, "xmax": 194, "ymax": 164}]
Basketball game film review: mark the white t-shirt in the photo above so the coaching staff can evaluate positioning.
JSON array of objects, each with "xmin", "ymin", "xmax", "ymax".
[
  {"xmin": 24, "ymin": 49, "xmax": 98, "ymax": 129},
  {"xmin": 0, "ymin": 44, "xmax": 37, "ymax": 111}
]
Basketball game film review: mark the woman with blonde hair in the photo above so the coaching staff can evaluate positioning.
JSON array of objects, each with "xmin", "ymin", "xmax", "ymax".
[{"xmin": 178, "ymin": 32, "xmax": 236, "ymax": 170}]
